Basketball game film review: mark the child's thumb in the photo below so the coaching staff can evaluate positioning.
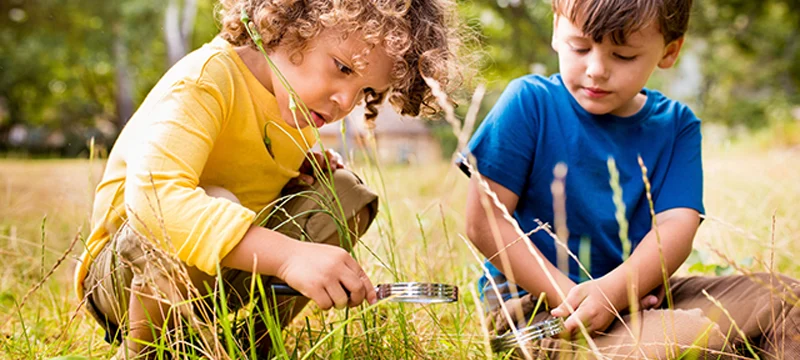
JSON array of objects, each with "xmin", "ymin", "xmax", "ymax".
[{"xmin": 550, "ymin": 291, "xmax": 578, "ymax": 318}]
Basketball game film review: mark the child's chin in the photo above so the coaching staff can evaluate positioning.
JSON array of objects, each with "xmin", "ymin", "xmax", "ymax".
[
  {"xmin": 285, "ymin": 118, "xmax": 310, "ymax": 129},
  {"xmin": 579, "ymin": 100, "xmax": 613, "ymax": 115}
]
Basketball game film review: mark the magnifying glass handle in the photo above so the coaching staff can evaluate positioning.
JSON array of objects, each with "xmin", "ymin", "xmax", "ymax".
[
  {"xmin": 269, "ymin": 283, "xmax": 302, "ymax": 296},
  {"xmin": 456, "ymin": 154, "xmax": 472, "ymax": 177}
]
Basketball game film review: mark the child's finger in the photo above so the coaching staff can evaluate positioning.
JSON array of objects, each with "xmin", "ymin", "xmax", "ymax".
[
  {"xmin": 298, "ymin": 173, "xmax": 315, "ymax": 185},
  {"xmin": 314, "ymin": 151, "xmax": 326, "ymax": 165},
  {"xmin": 344, "ymin": 259, "xmax": 377, "ymax": 305},
  {"xmin": 308, "ymin": 288, "xmax": 333, "ymax": 310},
  {"xmin": 325, "ymin": 149, "xmax": 345, "ymax": 168},
  {"xmin": 562, "ymin": 304, "xmax": 596, "ymax": 335},
  {"xmin": 562, "ymin": 309, "xmax": 584, "ymax": 334},
  {"xmin": 551, "ymin": 287, "xmax": 582, "ymax": 318},
  {"xmin": 326, "ymin": 284, "xmax": 350, "ymax": 310},
  {"xmin": 338, "ymin": 270, "xmax": 366, "ymax": 307},
  {"xmin": 639, "ymin": 294, "xmax": 658, "ymax": 309}
]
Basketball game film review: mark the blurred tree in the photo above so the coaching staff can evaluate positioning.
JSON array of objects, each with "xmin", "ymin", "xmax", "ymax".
[
  {"xmin": 0, "ymin": 0, "xmax": 216, "ymax": 156},
  {"xmin": 456, "ymin": 0, "xmax": 800, "ymax": 130},
  {"xmin": 459, "ymin": 0, "xmax": 556, "ymax": 90},
  {"xmin": 165, "ymin": 0, "xmax": 198, "ymax": 66},
  {"xmin": 2, "ymin": 0, "xmax": 799, "ymax": 156},
  {"xmin": 691, "ymin": 0, "xmax": 800, "ymax": 128}
]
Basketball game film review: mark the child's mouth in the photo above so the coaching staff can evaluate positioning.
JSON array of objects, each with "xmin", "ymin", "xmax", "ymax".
[
  {"xmin": 583, "ymin": 87, "xmax": 611, "ymax": 98},
  {"xmin": 310, "ymin": 111, "xmax": 326, "ymax": 128}
]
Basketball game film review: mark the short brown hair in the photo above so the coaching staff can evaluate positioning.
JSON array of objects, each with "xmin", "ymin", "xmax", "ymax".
[
  {"xmin": 217, "ymin": 0, "xmax": 463, "ymax": 123},
  {"xmin": 552, "ymin": 0, "xmax": 692, "ymax": 44}
]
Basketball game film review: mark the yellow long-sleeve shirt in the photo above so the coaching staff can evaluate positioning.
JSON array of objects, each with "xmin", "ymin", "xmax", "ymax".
[{"xmin": 75, "ymin": 37, "xmax": 317, "ymax": 299}]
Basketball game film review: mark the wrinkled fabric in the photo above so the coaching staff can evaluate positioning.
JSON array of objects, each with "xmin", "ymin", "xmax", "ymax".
[{"xmin": 76, "ymin": 37, "xmax": 317, "ymax": 299}]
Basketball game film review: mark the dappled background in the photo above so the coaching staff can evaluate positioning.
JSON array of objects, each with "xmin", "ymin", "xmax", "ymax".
[{"xmin": 2, "ymin": 0, "xmax": 799, "ymax": 156}]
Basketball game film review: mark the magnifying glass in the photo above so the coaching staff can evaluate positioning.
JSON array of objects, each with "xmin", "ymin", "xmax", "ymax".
[
  {"xmin": 269, "ymin": 282, "xmax": 459, "ymax": 304},
  {"xmin": 490, "ymin": 317, "xmax": 565, "ymax": 353}
]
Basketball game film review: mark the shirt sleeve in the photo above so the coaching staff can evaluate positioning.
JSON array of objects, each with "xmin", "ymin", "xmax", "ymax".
[
  {"xmin": 466, "ymin": 78, "xmax": 538, "ymax": 196},
  {"xmin": 653, "ymin": 109, "xmax": 704, "ymax": 215},
  {"xmin": 124, "ymin": 78, "xmax": 256, "ymax": 276}
]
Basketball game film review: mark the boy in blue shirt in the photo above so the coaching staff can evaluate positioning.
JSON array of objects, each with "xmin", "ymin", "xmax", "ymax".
[{"xmin": 465, "ymin": 0, "xmax": 800, "ymax": 357}]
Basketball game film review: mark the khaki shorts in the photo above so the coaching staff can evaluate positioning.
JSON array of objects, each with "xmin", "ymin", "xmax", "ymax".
[
  {"xmin": 82, "ymin": 169, "xmax": 379, "ymax": 344},
  {"xmin": 486, "ymin": 274, "xmax": 800, "ymax": 359}
]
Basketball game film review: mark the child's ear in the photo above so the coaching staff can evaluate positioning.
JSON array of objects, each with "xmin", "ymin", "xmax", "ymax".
[{"xmin": 657, "ymin": 36, "xmax": 685, "ymax": 69}]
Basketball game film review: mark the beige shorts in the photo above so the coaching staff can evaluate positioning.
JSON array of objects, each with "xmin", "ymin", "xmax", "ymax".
[
  {"xmin": 82, "ymin": 169, "xmax": 379, "ymax": 343},
  {"xmin": 486, "ymin": 274, "xmax": 800, "ymax": 359}
]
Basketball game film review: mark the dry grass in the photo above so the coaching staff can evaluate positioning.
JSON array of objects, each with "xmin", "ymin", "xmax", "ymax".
[{"xmin": 0, "ymin": 139, "xmax": 798, "ymax": 358}]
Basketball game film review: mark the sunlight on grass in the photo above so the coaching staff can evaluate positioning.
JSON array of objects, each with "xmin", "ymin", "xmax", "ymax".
[{"xmin": 0, "ymin": 139, "xmax": 798, "ymax": 358}]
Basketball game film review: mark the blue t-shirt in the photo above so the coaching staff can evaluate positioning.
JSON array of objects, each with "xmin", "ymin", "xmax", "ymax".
[{"xmin": 467, "ymin": 74, "xmax": 704, "ymax": 301}]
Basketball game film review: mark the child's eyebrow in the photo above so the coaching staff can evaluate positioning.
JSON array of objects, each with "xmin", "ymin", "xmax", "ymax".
[
  {"xmin": 566, "ymin": 35, "xmax": 591, "ymax": 42},
  {"xmin": 615, "ymin": 42, "xmax": 644, "ymax": 49},
  {"xmin": 567, "ymin": 33, "xmax": 587, "ymax": 39}
]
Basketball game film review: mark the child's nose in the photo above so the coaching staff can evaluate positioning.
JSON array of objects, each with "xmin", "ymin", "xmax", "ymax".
[
  {"xmin": 331, "ymin": 89, "xmax": 363, "ymax": 114},
  {"xmin": 585, "ymin": 53, "xmax": 609, "ymax": 80}
]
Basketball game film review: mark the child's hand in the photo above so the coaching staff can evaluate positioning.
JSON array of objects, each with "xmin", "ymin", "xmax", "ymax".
[
  {"xmin": 550, "ymin": 277, "xmax": 625, "ymax": 336},
  {"xmin": 277, "ymin": 240, "xmax": 377, "ymax": 310},
  {"xmin": 286, "ymin": 149, "xmax": 345, "ymax": 190},
  {"xmin": 640, "ymin": 284, "xmax": 665, "ymax": 309}
]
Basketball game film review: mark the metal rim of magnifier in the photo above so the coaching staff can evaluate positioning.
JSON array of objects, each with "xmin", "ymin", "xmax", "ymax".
[
  {"xmin": 490, "ymin": 317, "xmax": 565, "ymax": 353},
  {"xmin": 375, "ymin": 282, "xmax": 459, "ymax": 304},
  {"xmin": 269, "ymin": 282, "xmax": 459, "ymax": 304}
]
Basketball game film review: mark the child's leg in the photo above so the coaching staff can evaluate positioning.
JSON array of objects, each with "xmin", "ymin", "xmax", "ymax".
[
  {"xmin": 87, "ymin": 185, "xmax": 244, "ymax": 359},
  {"xmin": 670, "ymin": 274, "xmax": 800, "ymax": 358},
  {"xmin": 114, "ymin": 225, "xmax": 217, "ymax": 359},
  {"xmin": 490, "ymin": 274, "xmax": 800, "ymax": 359},
  {"xmin": 82, "ymin": 223, "xmax": 202, "ymax": 360},
  {"xmin": 506, "ymin": 307, "xmax": 732, "ymax": 359},
  {"xmin": 488, "ymin": 292, "xmax": 733, "ymax": 359},
  {"xmin": 222, "ymin": 169, "xmax": 378, "ymax": 356}
]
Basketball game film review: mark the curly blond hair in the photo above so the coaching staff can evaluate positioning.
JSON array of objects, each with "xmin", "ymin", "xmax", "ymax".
[{"xmin": 217, "ymin": 0, "xmax": 462, "ymax": 123}]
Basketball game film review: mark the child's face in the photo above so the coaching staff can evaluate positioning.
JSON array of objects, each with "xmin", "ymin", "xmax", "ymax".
[
  {"xmin": 551, "ymin": 15, "xmax": 684, "ymax": 117},
  {"xmin": 266, "ymin": 29, "xmax": 394, "ymax": 129}
]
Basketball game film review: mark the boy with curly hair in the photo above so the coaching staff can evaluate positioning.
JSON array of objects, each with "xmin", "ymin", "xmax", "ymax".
[
  {"xmin": 464, "ymin": 0, "xmax": 800, "ymax": 357},
  {"xmin": 76, "ymin": 0, "xmax": 462, "ymax": 357}
]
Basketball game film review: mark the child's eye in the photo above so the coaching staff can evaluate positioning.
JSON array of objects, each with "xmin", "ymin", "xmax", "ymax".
[
  {"xmin": 614, "ymin": 54, "xmax": 637, "ymax": 61},
  {"xmin": 571, "ymin": 48, "xmax": 590, "ymax": 54},
  {"xmin": 334, "ymin": 59, "xmax": 354, "ymax": 75}
]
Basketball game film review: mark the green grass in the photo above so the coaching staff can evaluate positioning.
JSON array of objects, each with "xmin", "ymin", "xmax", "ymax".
[{"xmin": 0, "ymin": 139, "xmax": 799, "ymax": 359}]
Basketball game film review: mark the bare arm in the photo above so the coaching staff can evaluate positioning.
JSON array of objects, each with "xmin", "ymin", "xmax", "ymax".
[
  {"xmin": 605, "ymin": 207, "xmax": 699, "ymax": 306},
  {"xmin": 220, "ymin": 226, "xmax": 300, "ymax": 276},
  {"xmin": 465, "ymin": 175, "xmax": 575, "ymax": 306},
  {"xmin": 552, "ymin": 207, "xmax": 700, "ymax": 333},
  {"xmin": 221, "ymin": 224, "xmax": 377, "ymax": 310}
]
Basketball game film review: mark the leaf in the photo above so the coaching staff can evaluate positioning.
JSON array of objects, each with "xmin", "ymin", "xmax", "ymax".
[
  {"xmin": 738, "ymin": 256, "xmax": 754, "ymax": 268},
  {"xmin": 686, "ymin": 248, "xmax": 709, "ymax": 266},
  {"xmin": 688, "ymin": 262, "xmax": 713, "ymax": 274},
  {"xmin": 715, "ymin": 265, "xmax": 736, "ymax": 276}
]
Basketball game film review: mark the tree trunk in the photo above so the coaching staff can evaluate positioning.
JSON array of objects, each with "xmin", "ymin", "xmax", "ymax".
[
  {"xmin": 114, "ymin": 25, "xmax": 134, "ymax": 128},
  {"xmin": 164, "ymin": 0, "xmax": 197, "ymax": 66}
]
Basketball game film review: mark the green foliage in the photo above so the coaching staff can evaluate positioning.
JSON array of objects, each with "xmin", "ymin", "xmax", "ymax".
[
  {"xmin": 685, "ymin": 249, "xmax": 755, "ymax": 276},
  {"xmin": 460, "ymin": 0, "xmax": 800, "ymax": 135},
  {"xmin": 0, "ymin": 0, "xmax": 218, "ymax": 155},
  {"xmin": 458, "ymin": 0, "xmax": 556, "ymax": 90},
  {"xmin": 685, "ymin": 0, "xmax": 800, "ymax": 129},
  {"xmin": 2, "ymin": 0, "xmax": 800, "ymax": 155}
]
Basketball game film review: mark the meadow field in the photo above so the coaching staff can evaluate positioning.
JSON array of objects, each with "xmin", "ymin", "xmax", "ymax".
[{"xmin": 0, "ymin": 139, "xmax": 798, "ymax": 359}]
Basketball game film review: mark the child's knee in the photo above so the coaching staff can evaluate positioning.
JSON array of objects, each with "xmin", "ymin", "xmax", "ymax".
[
  {"xmin": 201, "ymin": 185, "xmax": 241, "ymax": 204},
  {"xmin": 329, "ymin": 170, "xmax": 378, "ymax": 235},
  {"xmin": 275, "ymin": 169, "xmax": 377, "ymax": 245},
  {"xmin": 350, "ymin": 206, "xmax": 372, "ymax": 237}
]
